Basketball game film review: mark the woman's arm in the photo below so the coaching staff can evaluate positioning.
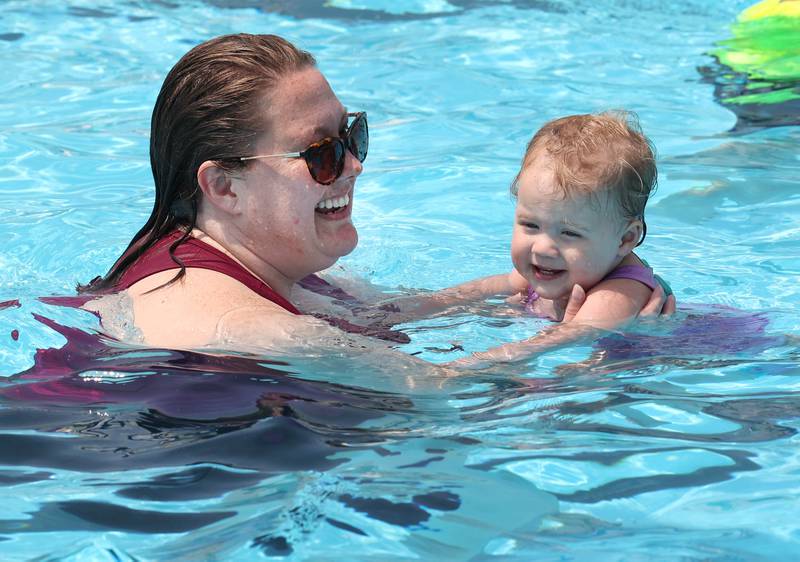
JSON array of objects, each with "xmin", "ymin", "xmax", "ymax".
[
  {"xmin": 452, "ymin": 282, "xmax": 674, "ymax": 368},
  {"xmin": 210, "ymin": 289, "xmax": 635, "ymax": 385},
  {"xmin": 212, "ymin": 305, "xmax": 460, "ymax": 390},
  {"xmin": 375, "ymin": 270, "xmax": 528, "ymax": 321},
  {"xmin": 307, "ymin": 269, "xmax": 527, "ymax": 326}
]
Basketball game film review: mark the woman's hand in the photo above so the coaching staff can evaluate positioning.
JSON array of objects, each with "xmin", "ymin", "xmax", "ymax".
[
  {"xmin": 639, "ymin": 284, "xmax": 676, "ymax": 318},
  {"xmin": 560, "ymin": 283, "xmax": 675, "ymax": 324},
  {"xmin": 450, "ymin": 283, "xmax": 677, "ymax": 371},
  {"xmin": 560, "ymin": 284, "xmax": 587, "ymax": 322}
]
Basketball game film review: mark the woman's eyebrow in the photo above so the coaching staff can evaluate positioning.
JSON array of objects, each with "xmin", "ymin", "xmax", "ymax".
[{"xmin": 309, "ymin": 111, "xmax": 348, "ymax": 137}]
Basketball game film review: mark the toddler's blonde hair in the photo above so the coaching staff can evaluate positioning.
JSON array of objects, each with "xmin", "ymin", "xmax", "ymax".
[{"xmin": 511, "ymin": 111, "xmax": 657, "ymax": 241}]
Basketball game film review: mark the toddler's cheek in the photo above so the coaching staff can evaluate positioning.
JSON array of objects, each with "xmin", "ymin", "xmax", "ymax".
[{"xmin": 510, "ymin": 251, "xmax": 528, "ymax": 276}]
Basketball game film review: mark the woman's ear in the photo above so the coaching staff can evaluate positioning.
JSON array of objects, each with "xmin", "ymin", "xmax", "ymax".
[
  {"xmin": 197, "ymin": 161, "xmax": 238, "ymax": 214},
  {"xmin": 618, "ymin": 218, "xmax": 643, "ymax": 256}
]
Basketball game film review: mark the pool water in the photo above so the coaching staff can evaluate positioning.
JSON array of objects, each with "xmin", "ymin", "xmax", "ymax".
[{"xmin": 1, "ymin": 0, "xmax": 800, "ymax": 559}]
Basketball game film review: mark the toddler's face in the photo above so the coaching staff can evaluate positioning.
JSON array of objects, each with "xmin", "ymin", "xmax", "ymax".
[{"xmin": 511, "ymin": 160, "xmax": 633, "ymax": 300}]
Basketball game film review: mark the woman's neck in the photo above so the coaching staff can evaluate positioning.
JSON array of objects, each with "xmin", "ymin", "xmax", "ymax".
[{"xmin": 191, "ymin": 220, "xmax": 301, "ymax": 302}]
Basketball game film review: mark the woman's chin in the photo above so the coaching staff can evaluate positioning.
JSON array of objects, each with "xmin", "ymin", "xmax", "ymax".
[
  {"xmin": 335, "ymin": 223, "xmax": 358, "ymax": 256},
  {"xmin": 316, "ymin": 224, "xmax": 358, "ymax": 266}
]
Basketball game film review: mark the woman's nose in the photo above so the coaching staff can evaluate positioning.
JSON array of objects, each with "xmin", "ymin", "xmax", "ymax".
[{"xmin": 344, "ymin": 148, "xmax": 363, "ymax": 179}]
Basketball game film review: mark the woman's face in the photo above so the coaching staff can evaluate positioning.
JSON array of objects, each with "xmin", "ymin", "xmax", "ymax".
[{"xmin": 232, "ymin": 67, "xmax": 362, "ymax": 281}]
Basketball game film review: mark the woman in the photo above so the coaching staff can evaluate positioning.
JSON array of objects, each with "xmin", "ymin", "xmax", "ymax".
[{"xmin": 81, "ymin": 34, "xmax": 672, "ymax": 364}]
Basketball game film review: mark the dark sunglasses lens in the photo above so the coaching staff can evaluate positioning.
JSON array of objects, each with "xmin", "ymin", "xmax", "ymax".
[
  {"xmin": 347, "ymin": 114, "xmax": 368, "ymax": 162},
  {"xmin": 306, "ymin": 139, "xmax": 345, "ymax": 185}
]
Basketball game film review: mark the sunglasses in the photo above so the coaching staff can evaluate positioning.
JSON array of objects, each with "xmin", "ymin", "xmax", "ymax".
[{"xmin": 239, "ymin": 112, "xmax": 368, "ymax": 185}]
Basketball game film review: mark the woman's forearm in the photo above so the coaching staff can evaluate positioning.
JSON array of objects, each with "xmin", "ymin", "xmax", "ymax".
[
  {"xmin": 377, "ymin": 273, "xmax": 521, "ymax": 322},
  {"xmin": 455, "ymin": 321, "xmax": 602, "ymax": 367}
]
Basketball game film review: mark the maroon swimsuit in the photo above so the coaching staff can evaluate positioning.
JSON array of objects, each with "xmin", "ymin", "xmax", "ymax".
[
  {"xmin": 116, "ymin": 231, "xmax": 300, "ymax": 314},
  {"xmin": 116, "ymin": 231, "xmax": 410, "ymax": 344}
]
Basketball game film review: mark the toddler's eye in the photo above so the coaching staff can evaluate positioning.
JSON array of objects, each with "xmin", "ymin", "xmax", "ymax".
[
  {"xmin": 520, "ymin": 221, "xmax": 539, "ymax": 230},
  {"xmin": 562, "ymin": 230, "xmax": 582, "ymax": 238}
]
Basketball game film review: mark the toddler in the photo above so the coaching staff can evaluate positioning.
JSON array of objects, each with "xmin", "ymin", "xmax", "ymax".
[{"xmin": 461, "ymin": 111, "xmax": 671, "ymax": 364}]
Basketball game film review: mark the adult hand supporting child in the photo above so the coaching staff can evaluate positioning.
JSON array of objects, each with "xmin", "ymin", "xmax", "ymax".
[
  {"xmin": 557, "ymin": 284, "xmax": 587, "ymax": 323},
  {"xmin": 447, "ymin": 283, "xmax": 672, "ymax": 371},
  {"xmin": 638, "ymin": 284, "xmax": 676, "ymax": 318},
  {"xmin": 562, "ymin": 283, "xmax": 674, "ymax": 324}
]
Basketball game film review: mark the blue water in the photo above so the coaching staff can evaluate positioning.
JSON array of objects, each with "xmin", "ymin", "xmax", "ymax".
[{"xmin": 1, "ymin": 0, "xmax": 800, "ymax": 560}]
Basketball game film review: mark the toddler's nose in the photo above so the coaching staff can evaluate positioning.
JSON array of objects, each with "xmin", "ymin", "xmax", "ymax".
[{"xmin": 532, "ymin": 234, "xmax": 559, "ymax": 258}]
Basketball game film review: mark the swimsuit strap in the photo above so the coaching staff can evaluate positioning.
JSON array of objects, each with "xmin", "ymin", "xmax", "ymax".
[
  {"xmin": 524, "ymin": 285, "xmax": 540, "ymax": 304},
  {"xmin": 114, "ymin": 231, "xmax": 301, "ymax": 315},
  {"xmin": 602, "ymin": 264, "xmax": 658, "ymax": 290}
]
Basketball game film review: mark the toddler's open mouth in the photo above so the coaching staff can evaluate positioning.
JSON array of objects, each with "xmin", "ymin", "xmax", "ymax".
[{"xmin": 533, "ymin": 265, "xmax": 565, "ymax": 281}]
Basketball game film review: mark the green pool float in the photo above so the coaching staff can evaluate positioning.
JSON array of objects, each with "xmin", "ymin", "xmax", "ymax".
[{"xmin": 705, "ymin": 0, "xmax": 800, "ymax": 130}]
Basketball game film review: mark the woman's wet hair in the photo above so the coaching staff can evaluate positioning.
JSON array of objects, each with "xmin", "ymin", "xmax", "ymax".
[
  {"xmin": 511, "ymin": 111, "xmax": 657, "ymax": 245},
  {"xmin": 79, "ymin": 34, "xmax": 316, "ymax": 293}
]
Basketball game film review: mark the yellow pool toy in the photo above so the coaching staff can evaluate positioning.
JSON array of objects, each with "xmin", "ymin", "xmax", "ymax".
[
  {"xmin": 739, "ymin": 0, "xmax": 800, "ymax": 20},
  {"xmin": 710, "ymin": 0, "xmax": 800, "ymax": 108}
]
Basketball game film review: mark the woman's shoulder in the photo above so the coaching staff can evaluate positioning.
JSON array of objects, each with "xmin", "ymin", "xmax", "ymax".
[
  {"xmin": 212, "ymin": 303, "xmax": 341, "ymax": 354},
  {"xmin": 94, "ymin": 268, "xmax": 296, "ymax": 349}
]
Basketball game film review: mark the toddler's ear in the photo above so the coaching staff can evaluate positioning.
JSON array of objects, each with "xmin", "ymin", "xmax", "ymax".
[{"xmin": 618, "ymin": 219, "xmax": 643, "ymax": 255}]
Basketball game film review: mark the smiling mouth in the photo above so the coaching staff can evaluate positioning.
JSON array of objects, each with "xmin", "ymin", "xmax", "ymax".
[
  {"xmin": 315, "ymin": 193, "xmax": 350, "ymax": 215},
  {"xmin": 533, "ymin": 265, "xmax": 565, "ymax": 280}
]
